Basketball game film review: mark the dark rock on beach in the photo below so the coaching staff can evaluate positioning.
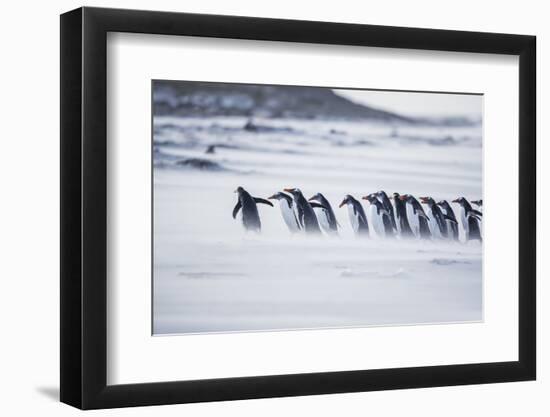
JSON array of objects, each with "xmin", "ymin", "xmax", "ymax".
[{"xmin": 175, "ymin": 158, "xmax": 225, "ymax": 171}]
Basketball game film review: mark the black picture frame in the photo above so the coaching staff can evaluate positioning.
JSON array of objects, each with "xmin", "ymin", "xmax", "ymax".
[{"xmin": 60, "ymin": 6, "xmax": 536, "ymax": 410}]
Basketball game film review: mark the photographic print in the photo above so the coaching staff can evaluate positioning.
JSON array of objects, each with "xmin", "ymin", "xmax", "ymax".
[{"xmin": 152, "ymin": 80, "xmax": 483, "ymax": 335}]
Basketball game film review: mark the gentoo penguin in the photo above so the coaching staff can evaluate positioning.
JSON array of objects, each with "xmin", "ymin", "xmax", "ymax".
[
  {"xmin": 471, "ymin": 199, "xmax": 483, "ymax": 216},
  {"xmin": 308, "ymin": 193, "xmax": 339, "ymax": 236},
  {"xmin": 283, "ymin": 188, "xmax": 323, "ymax": 234},
  {"xmin": 399, "ymin": 194, "xmax": 432, "ymax": 239},
  {"xmin": 419, "ymin": 196, "xmax": 449, "ymax": 239},
  {"xmin": 232, "ymin": 186, "xmax": 273, "ymax": 232},
  {"xmin": 376, "ymin": 191, "xmax": 397, "ymax": 236},
  {"xmin": 392, "ymin": 192, "xmax": 414, "ymax": 238},
  {"xmin": 471, "ymin": 199, "xmax": 483, "ymax": 208},
  {"xmin": 452, "ymin": 197, "xmax": 482, "ymax": 242},
  {"xmin": 437, "ymin": 200, "xmax": 459, "ymax": 241},
  {"xmin": 362, "ymin": 194, "xmax": 390, "ymax": 238},
  {"xmin": 470, "ymin": 199, "xmax": 483, "ymax": 236},
  {"xmin": 268, "ymin": 192, "xmax": 301, "ymax": 233},
  {"xmin": 339, "ymin": 194, "xmax": 369, "ymax": 236}
]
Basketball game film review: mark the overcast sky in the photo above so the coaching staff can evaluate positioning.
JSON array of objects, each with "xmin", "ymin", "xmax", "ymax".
[{"xmin": 334, "ymin": 89, "xmax": 482, "ymax": 118}]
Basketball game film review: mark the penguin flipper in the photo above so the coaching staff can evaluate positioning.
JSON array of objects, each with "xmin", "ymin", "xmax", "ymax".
[
  {"xmin": 232, "ymin": 201, "xmax": 242, "ymax": 219},
  {"xmin": 253, "ymin": 197, "xmax": 274, "ymax": 207}
]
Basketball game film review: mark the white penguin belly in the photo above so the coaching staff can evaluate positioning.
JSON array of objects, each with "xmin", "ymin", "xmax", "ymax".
[
  {"xmin": 347, "ymin": 205, "xmax": 360, "ymax": 233},
  {"xmin": 313, "ymin": 207, "xmax": 332, "ymax": 234},
  {"xmin": 406, "ymin": 203, "xmax": 420, "ymax": 238},
  {"xmin": 426, "ymin": 207, "xmax": 441, "ymax": 238},
  {"xmin": 459, "ymin": 206, "xmax": 469, "ymax": 242},
  {"xmin": 369, "ymin": 205, "xmax": 386, "ymax": 238},
  {"xmin": 279, "ymin": 201, "xmax": 300, "ymax": 232},
  {"xmin": 445, "ymin": 219, "xmax": 454, "ymax": 239}
]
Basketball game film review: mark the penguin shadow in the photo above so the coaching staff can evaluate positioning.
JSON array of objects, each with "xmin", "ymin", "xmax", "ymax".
[{"xmin": 35, "ymin": 386, "xmax": 59, "ymax": 401}]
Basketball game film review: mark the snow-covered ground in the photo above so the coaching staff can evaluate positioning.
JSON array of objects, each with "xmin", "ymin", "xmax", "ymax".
[{"xmin": 153, "ymin": 116, "xmax": 482, "ymax": 335}]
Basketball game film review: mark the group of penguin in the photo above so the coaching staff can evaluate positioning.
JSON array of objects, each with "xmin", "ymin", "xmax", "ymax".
[{"xmin": 233, "ymin": 186, "xmax": 483, "ymax": 242}]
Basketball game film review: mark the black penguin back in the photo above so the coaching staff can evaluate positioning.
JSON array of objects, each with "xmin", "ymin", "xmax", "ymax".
[
  {"xmin": 239, "ymin": 191, "xmax": 262, "ymax": 231},
  {"xmin": 419, "ymin": 217, "xmax": 432, "ymax": 239},
  {"xmin": 468, "ymin": 216, "xmax": 482, "ymax": 241},
  {"xmin": 431, "ymin": 203, "xmax": 448, "ymax": 237},
  {"xmin": 394, "ymin": 196, "xmax": 414, "ymax": 237},
  {"xmin": 296, "ymin": 193, "xmax": 322, "ymax": 234}
]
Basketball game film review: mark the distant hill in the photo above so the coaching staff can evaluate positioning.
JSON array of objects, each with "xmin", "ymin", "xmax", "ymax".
[{"xmin": 153, "ymin": 81, "xmax": 415, "ymax": 123}]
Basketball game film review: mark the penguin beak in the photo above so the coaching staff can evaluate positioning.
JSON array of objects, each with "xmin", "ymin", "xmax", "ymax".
[
  {"xmin": 283, "ymin": 188, "xmax": 295, "ymax": 193},
  {"xmin": 361, "ymin": 195, "xmax": 369, "ymax": 201},
  {"xmin": 267, "ymin": 194, "xmax": 277, "ymax": 200},
  {"xmin": 419, "ymin": 197, "xmax": 428, "ymax": 204},
  {"xmin": 399, "ymin": 195, "xmax": 407, "ymax": 201},
  {"xmin": 308, "ymin": 196, "xmax": 318, "ymax": 203},
  {"xmin": 338, "ymin": 200, "xmax": 346, "ymax": 208},
  {"xmin": 452, "ymin": 198, "xmax": 459, "ymax": 203}
]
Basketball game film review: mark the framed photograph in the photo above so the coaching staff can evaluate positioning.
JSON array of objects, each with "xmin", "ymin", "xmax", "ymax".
[{"xmin": 60, "ymin": 7, "xmax": 536, "ymax": 409}]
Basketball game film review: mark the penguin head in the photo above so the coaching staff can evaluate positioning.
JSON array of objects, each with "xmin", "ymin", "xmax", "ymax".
[
  {"xmin": 399, "ymin": 194, "xmax": 412, "ymax": 202},
  {"xmin": 234, "ymin": 186, "xmax": 245, "ymax": 194},
  {"xmin": 376, "ymin": 190, "xmax": 389, "ymax": 200},
  {"xmin": 419, "ymin": 196, "xmax": 435, "ymax": 206},
  {"xmin": 283, "ymin": 188, "xmax": 302, "ymax": 198},
  {"xmin": 437, "ymin": 200, "xmax": 449, "ymax": 209},
  {"xmin": 452, "ymin": 197, "xmax": 467, "ymax": 206},
  {"xmin": 339, "ymin": 194, "xmax": 353, "ymax": 208},
  {"xmin": 308, "ymin": 193, "xmax": 323, "ymax": 203},
  {"xmin": 267, "ymin": 192, "xmax": 287, "ymax": 201},
  {"xmin": 471, "ymin": 199, "xmax": 483, "ymax": 207},
  {"xmin": 393, "ymin": 192, "xmax": 401, "ymax": 199},
  {"xmin": 361, "ymin": 194, "xmax": 377, "ymax": 204}
]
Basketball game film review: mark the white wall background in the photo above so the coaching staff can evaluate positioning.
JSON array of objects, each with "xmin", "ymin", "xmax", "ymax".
[{"xmin": 0, "ymin": 0, "xmax": 544, "ymax": 415}]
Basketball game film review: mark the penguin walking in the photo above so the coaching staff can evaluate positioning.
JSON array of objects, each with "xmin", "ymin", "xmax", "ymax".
[
  {"xmin": 419, "ymin": 196, "xmax": 450, "ymax": 239},
  {"xmin": 268, "ymin": 192, "xmax": 301, "ymax": 233},
  {"xmin": 399, "ymin": 194, "xmax": 432, "ymax": 239},
  {"xmin": 283, "ymin": 188, "xmax": 323, "ymax": 234},
  {"xmin": 362, "ymin": 194, "xmax": 390, "ymax": 238},
  {"xmin": 437, "ymin": 200, "xmax": 459, "ymax": 241},
  {"xmin": 452, "ymin": 197, "xmax": 482, "ymax": 242},
  {"xmin": 392, "ymin": 192, "xmax": 414, "ymax": 238},
  {"xmin": 339, "ymin": 195, "xmax": 369, "ymax": 236},
  {"xmin": 232, "ymin": 186, "xmax": 273, "ymax": 232},
  {"xmin": 309, "ymin": 192, "xmax": 339, "ymax": 236},
  {"xmin": 375, "ymin": 191, "xmax": 397, "ymax": 237}
]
